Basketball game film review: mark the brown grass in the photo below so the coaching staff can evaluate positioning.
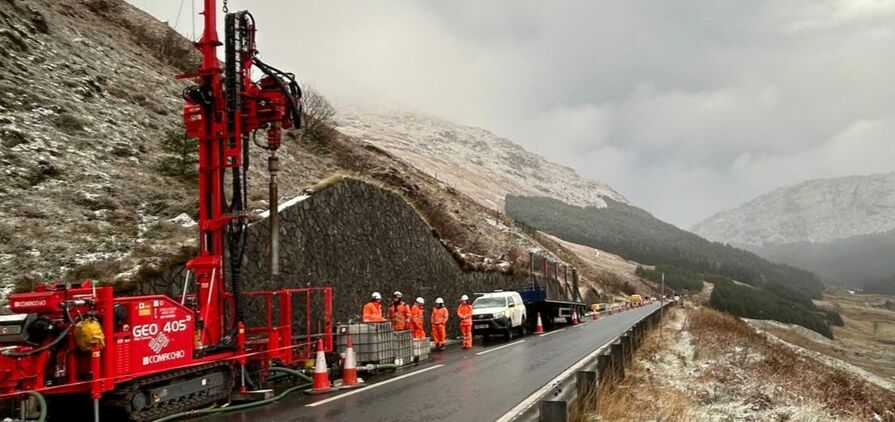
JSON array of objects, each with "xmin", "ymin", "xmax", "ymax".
[
  {"xmin": 63, "ymin": 260, "xmax": 126, "ymax": 283},
  {"xmin": 585, "ymin": 309, "xmax": 693, "ymax": 421},
  {"xmin": 688, "ymin": 306, "xmax": 764, "ymax": 359},
  {"xmin": 592, "ymin": 307, "xmax": 895, "ymax": 421},
  {"xmin": 689, "ymin": 308, "xmax": 895, "ymax": 420}
]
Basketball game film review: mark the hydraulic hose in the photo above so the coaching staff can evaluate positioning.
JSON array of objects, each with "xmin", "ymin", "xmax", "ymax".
[
  {"xmin": 2, "ymin": 325, "xmax": 72, "ymax": 358},
  {"xmin": 359, "ymin": 363, "xmax": 398, "ymax": 372},
  {"xmin": 150, "ymin": 382, "xmax": 311, "ymax": 422},
  {"xmin": 150, "ymin": 367, "xmax": 312, "ymax": 422},
  {"xmin": 24, "ymin": 391, "xmax": 47, "ymax": 422},
  {"xmin": 268, "ymin": 366, "xmax": 313, "ymax": 383}
]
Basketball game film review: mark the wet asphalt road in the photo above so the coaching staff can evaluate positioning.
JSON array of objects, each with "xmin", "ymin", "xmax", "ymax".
[{"xmin": 207, "ymin": 302, "xmax": 661, "ymax": 422}]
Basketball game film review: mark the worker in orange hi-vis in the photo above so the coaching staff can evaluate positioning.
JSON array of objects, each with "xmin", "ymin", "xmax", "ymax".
[
  {"xmin": 410, "ymin": 297, "xmax": 426, "ymax": 340},
  {"xmin": 431, "ymin": 297, "xmax": 449, "ymax": 351},
  {"xmin": 362, "ymin": 292, "xmax": 387, "ymax": 323},
  {"xmin": 457, "ymin": 295, "xmax": 473, "ymax": 350},
  {"xmin": 388, "ymin": 291, "xmax": 412, "ymax": 331}
]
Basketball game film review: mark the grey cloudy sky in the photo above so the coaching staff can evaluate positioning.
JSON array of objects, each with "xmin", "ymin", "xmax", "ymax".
[{"xmin": 128, "ymin": 0, "xmax": 895, "ymax": 228}]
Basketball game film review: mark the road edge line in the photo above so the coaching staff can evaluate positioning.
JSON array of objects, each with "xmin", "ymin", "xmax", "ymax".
[
  {"xmin": 494, "ymin": 339, "xmax": 611, "ymax": 422},
  {"xmin": 305, "ymin": 364, "xmax": 445, "ymax": 407},
  {"xmin": 538, "ymin": 328, "xmax": 565, "ymax": 337},
  {"xmin": 475, "ymin": 340, "xmax": 525, "ymax": 356}
]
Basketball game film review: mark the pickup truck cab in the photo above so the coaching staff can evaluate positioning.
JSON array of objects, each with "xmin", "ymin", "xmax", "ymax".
[{"xmin": 471, "ymin": 291, "xmax": 527, "ymax": 339}]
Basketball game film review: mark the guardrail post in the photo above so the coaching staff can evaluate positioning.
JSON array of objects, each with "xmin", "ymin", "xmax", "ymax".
[
  {"xmin": 575, "ymin": 370, "xmax": 598, "ymax": 413},
  {"xmin": 597, "ymin": 350, "xmax": 613, "ymax": 387},
  {"xmin": 632, "ymin": 323, "xmax": 641, "ymax": 349},
  {"xmin": 539, "ymin": 400, "xmax": 569, "ymax": 422},
  {"xmin": 610, "ymin": 341, "xmax": 625, "ymax": 380},
  {"xmin": 621, "ymin": 331, "xmax": 633, "ymax": 367},
  {"xmin": 576, "ymin": 370, "xmax": 597, "ymax": 399}
]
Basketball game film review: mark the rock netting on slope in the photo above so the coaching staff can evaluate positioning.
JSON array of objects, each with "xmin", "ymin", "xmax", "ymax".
[
  {"xmin": 0, "ymin": 0, "xmax": 199, "ymax": 296},
  {"xmin": 241, "ymin": 178, "xmax": 574, "ymax": 337},
  {"xmin": 0, "ymin": 0, "xmax": 635, "ymax": 305}
]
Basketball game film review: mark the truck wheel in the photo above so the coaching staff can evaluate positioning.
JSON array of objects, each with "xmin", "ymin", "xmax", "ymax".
[
  {"xmin": 505, "ymin": 325, "xmax": 513, "ymax": 340},
  {"xmin": 519, "ymin": 318, "xmax": 527, "ymax": 336}
]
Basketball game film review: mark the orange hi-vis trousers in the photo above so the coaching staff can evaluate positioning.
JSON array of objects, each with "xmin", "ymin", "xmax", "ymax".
[
  {"xmin": 457, "ymin": 303, "xmax": 473, "ymax": 349},
  {"xmin": 432, "ymin": 324, "xmax": 446, "ymax": 346},
  {"xmin": 460, "ymin": 324, "xmax": 472, "ymax": 349}
]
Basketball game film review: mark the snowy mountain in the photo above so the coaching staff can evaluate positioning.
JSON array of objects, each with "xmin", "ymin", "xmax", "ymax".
[
  {"xmin": 693, "ymin": 173, "xmax": 895, "ymax": 246},
  {"xmin": 0, "ymin": 0, "xmax": 633, "ymax": 301},
  {"xmin": 334, "ymin": 107, "xmax": 627, "ymax": 212},
  {"xmin": 691, "ymin": 173, "xmax": 895, "ymax": 285}
]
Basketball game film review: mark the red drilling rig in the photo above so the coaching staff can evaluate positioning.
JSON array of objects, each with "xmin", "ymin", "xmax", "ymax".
[{"xmin": 0, "ymin": 1, "xmax": 332, "ymax": 420}]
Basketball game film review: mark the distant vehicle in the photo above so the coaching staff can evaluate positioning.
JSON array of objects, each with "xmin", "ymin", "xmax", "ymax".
[
  {"xmin": 592, "ymin": 303, "xmax": 607, "ymax": 312},
  {"xmin": 472, "ymin": 291, "xmax": 527, "ymax": 339},
  {"xmin": 630, "ymin": 294, "xmax": 643, "ymax": 305}
]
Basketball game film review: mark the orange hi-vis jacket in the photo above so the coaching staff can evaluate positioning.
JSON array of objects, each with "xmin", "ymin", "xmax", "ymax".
[
  {"xmin": 457, "ymin": 303, "xmax": 473, "ymax": 326},
  {"xmin": 363, "ymin": 301, "xmax": 386, "ymax": 322},
  {"xmin": 388, "ymin": 302, "xmax": 412, "ymax": 330},
  {"xmin": 410, "ymin": 304, "xmax": 425, "ymax": 329},
  {"xmin": 431, "ymin": 306, "xmax": 449, "ymax": 326}
]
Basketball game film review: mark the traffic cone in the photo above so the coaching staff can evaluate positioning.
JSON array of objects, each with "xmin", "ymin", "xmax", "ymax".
[
  {"xmin": 306, "ymin": 339, "xmax": 336, "ymax": 394},
  {"xmin": 592, "ymin": 309, "xmax": 598, "ymax": 320},
  {"xmin": 335, "ymin": 334, "xmax": 364, "ymax": 389},
  {"xmin": 534, "ymin": 312, "xmax": 545, "ymax": 334},
  {"xmin": 571, "ymin": 310, "xmax": 579, "ymax": 325}
]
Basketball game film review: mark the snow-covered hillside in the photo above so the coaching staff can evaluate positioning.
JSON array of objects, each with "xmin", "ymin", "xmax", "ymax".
[
  {"xmin": 692, "ymin": 172, "xmax": 895, "ymax": 246},
  {"xmin": 335, "ymin": 107, "xmax": 627, "ymax": 211}
]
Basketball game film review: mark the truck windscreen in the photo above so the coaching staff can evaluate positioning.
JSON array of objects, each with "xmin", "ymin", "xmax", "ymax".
[{"xmin": 473, "ymin": 297, "xmax": 507, "ymax": 309}]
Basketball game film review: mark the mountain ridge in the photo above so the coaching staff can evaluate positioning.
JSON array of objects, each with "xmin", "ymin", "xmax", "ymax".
[
  {"xmin": 335, "ymin": 106, "xmax": 628, "ymax": 212},
  {"xmin": 692, "ymin": 172, "xmax": 895, "ymax": 246}
]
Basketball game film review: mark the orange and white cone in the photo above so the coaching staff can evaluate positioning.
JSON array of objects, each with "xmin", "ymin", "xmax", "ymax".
[
  {"xmin": 335, "ymin": 335, "xmax": 363, "ymax": 389},
  {"xmin": 306, "ymin": 339, "xmax": 336, "ymax": 394},
  {"xmin": 534, "ymin": 312, "xmax": 545, "ymax": 334},
  {"xmin": 571, "ymin": 310, "xmax": 579, "ymax": 325},
  {"xmin": 592, "ymin": 309, "xmax": 598, "ymax": 320}
]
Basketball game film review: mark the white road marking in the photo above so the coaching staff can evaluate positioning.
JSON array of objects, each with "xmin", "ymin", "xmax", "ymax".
[
  {"xmin": 538, "ymin": 328, "xmax": 565, "ymax": 337},
  {"xmin": 495, "ymin": 338, "xmax": 612, "ymax": 422},
  {"xmin": 475, "ymin": 340, "xmax": 525, "ymax": 356},
  {"xmin": 305, "ymin": 364, "xmax": 445, "ymax": 407}
]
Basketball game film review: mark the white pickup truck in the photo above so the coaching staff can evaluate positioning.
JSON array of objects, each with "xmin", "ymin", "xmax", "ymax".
[{"xmin": 471, "ymin": 291, "xmax": 527, "ymax": 339}]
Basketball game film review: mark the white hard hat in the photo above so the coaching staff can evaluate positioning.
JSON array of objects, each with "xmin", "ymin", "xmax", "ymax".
[
  {"xmin": 416, "ymin": 297, "xmax": 425, "ymax": 304},
  {"xmin": 460, "ymin": 294, "xmax": 469, "ymax": 301},
  {"xmin": 372, "ymin": 292, "xmax": 382, "ymax": 300},
  {"xmin": 435, "ymin": 297, "xmax": 444, "ymax": 304},
  {"xmin": 393, "ymin": 291, "xmax": 403, "ymax": 298}
]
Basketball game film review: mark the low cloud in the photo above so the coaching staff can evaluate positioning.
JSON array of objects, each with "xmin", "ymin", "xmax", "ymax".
[{"xmin": 128, "ymin": 0, "xmax": 895, "ymax": 227}]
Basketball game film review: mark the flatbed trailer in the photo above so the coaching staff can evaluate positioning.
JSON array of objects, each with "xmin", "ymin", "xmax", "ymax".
[{"xmin": 515, "ymin": 283, "xmax": 586, "ymax": 331}]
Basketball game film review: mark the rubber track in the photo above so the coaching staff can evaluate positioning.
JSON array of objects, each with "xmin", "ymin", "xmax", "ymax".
[{"xmin": 108, "ymin": 363, "xmax": 234, "ymax": 422}]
